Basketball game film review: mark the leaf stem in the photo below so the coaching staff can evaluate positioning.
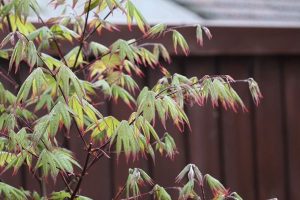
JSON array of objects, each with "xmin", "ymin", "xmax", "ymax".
[
  {"xmin": 113, "ymin": 182, "xmax": 126, "ymax": 200},
  {"xmin": 72, "ymin": 0, "xmax": 92, "ymax": 68},
  {"xmin": 70, "ymin": 143, "xmax": 92, "ymax": 199}
]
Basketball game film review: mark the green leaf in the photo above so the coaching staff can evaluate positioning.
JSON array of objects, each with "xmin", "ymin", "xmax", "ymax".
[
  {"xmin": 9, "ymin": 40, "xmax": 26, "ymax": 73},
  {"xmin": 205, "ymin": 174, "xmax": 227, "ymax": 196},
  {"xmin": 89, "ymin": 41, "xmax": 109, "ymax": 57},
  {"xmin": 110, "ymin": 120, "xmax": 139, "ymax": 160},
  {"xmin": 196, "ymin": 24, "xmax": 203, "ymax": 46},
  {"xmin": 111, "ymin": 84, "xmax": 136, "ymax": 108},
  {"xmin": 84, "ymin": 0, "xmax": 100, "ymax": 13},
  {"xmin": 153, "ymin": 185, "xmax": 171, "ymax": 200},
  {"xmin": 64, "ymin": 46, "xmax": 83, "ymax": 68},
  {"xmin": 147, "ymin": 23, "xmax": 167, "ymax": 38},
  {"xmin": 87, "ymin": 116, "xmax": 120, "ymax": 141},
  {"xmin": 137, "ymin": 90, "xmax": 156, "ymax": 123},
  {"xmin": 35, "ymin": 148, "xmax": 80, "ymax": 180},
  {"xmin": 50, "ymin": 24, "xmax": 79, "ymax": 41},
  {"xmin": 56, "ymin": 65, "xmax": 86, "ymax": 99},
  {"xmin": 0, "ymin": 182, "xmax": 29, "ymax": 200},
  {"xmin": 17, "ymin": 67, "xmax": 47, "ymax": 102},
  {"xmin": 50, "ymin": 191, "xmax": 70, "ymax": 200},
  {"xmin": 125, "ymin": 168, "xmax": 153, "ymax": 198},
  {"xmin": 125, "ymin": 0, "xmax": 148, "ymax": 33},
  {"xmin": 0, "ymin": 32, "xmax": 15, "ymax": 49},
  {"xmin": 172, "ymin": 30, "xmax": 189, "ymax": 55}
]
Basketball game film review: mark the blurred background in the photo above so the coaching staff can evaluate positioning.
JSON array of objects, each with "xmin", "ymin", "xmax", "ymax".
[{"xmin": 2, "ymin": 0, "xmax": 300, "ymax": 199}]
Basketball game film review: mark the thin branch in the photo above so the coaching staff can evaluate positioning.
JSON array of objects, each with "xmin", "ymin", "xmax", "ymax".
[
  {"xmin": 85, "ymin": 138, "xmax": 111, "ymax": 171},
  {"xmin": 75, "ymin": 24, "xmax": 198, "ymax": 75},
  {"xmin": 0, "ymin": 70, "xmax": 19, "ymax": 88},
  {"xmin": 18, "ymin": 31, "xmax": 89, "ymax": 148},
  {"xmin": 70, "ymin": 143, "xmax": 92, "ymax": 200},
  {"xmin": 84, "ymin": 8, "xmax": 115, "ymax": 41},
  {"xmin": 72, "ymin": 0, "xmax": 92, "ymax": 68},
  {"xmin": 60, "ymin": 172, "xmax": 73, "ymax": 193},
  {"xmin": 30, "ymin": 5, "xmax": 68, "ymax": 65},
  {"xmin": 0, "ymin": 0, "xmax": 13, "ymax": 32},
  {"xmin": 113, "ymin": 183, "xmax": 126, "ymax": 200},
  {"xmin": 200, "ymin": 184, "xmax": 207, "ymax": 200},
  {"xmin": 119, "ymin": 186, "xmax": 180, "ymax": 200}
]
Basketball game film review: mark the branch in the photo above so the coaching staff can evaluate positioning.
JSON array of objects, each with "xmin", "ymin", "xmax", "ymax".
[
  {"xmin": 0, "ymin": 69, "xmax": 19, "ymax": 89},
  {"xmin": 113, "ymin": 183, "xmax": 126, "ymax": 200},
  {"xmin": 0, "ymin": 0, "xmax": 13, "ymax": 32},
  {"xmin": 83, "ymin": 2, "xmax": 123, "ymax": 41},
  {"xmin": 59, "ymin": 172, "xmax": 73, "ymax": 193},
  {"xmin": 29, "ymin": 5, "xmax": 68, "ymax": 65},
  {"xmin": 72, "ymin": 0, "xmax": 92, "ymax": 68},
  {"xmin": 119, "ymin": 186, "xmax": 180, "ymax": 200},
  {"xmin": 200, "ymin": 184, "xmax": 207, "ymax": 200},
  {"xmin": 17, "ymin": 31, "xmax": 89, "ymax": 148},
  {"xmin": 70, "ymin": 143, "xmax": 92, "ymax": 199}
]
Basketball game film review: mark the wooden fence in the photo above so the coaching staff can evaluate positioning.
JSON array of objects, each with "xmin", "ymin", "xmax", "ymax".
[{"xmin": 1, "ymin": 26, "xmax": 300, "ymax": 200}]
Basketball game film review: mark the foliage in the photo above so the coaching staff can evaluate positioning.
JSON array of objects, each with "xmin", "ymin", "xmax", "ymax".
[{"xmin": 0, "ymin": 0, "xmax": 262, "ymax": 199}]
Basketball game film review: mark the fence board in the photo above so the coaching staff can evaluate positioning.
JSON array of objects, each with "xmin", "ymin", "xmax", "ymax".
[
  {"xmin": 253, "ymin": 57, "xmax": 286, "ymax": 200},
  {"xmin": 1, "ymin": 54, "xmax": 300, "ymax": 199},
  {"xmin": 218, "ymin": 57, "xmax": 256, "ymax": 199},
  {"xmin": 184, "ymin": 57, "xmax": 221, "ymax": 177},
  {"xmin": 109, "ymin": 74, "xmax": 150, "ymax": 199},
  {"xmin": 283, "ymin": 57, "xmax": 300, "ymax": 200},
  {"xmin": 146, "ymin": 61, "xmax": 188, "ymax": 197}
]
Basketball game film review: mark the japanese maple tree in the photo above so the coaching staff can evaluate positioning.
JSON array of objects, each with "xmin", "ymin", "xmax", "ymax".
[{"xmin": 0, "ymin": 0, "xmax": 262, "ymax": 199}]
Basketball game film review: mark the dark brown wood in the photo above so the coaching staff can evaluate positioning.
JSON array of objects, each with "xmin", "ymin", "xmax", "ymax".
[
  {"xmin": 2, "ymin": 53, "xmax": 300, "ymax": 199},
  {"xmin": 283, "ymin": 57, "xmax": 300, "ymax": 200},
  {"xmin": 81, "ymin": 26, "xmax": 300, "ymax": 56},
  {"xmin": 218, "ymin": 57, "xmax": 256, "ymax": 199},
  {"xmin": 146, "ymin": 61, "xmax": 188, "ymax": 197},
  {"xmin": 2, "ymin": 25, "xmax": 300, "ymax": 56},
  {"xmin": 253, "ymin": 57, "xmax": 286, "ymax": 200},
  {"xmin": 109, "ymin": 81, "xmax": 150, "ymax": 199},
  {"xmin": 184, "ymin": 57, "xmax": 221, "ymax": 178}
]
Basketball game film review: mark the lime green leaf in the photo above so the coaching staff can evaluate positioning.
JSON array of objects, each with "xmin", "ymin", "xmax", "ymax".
[
  {"xmin": 50, "ymin": 191, "xmax": 71, "ymax": 200},
  {"xmin": 17, "ymin": 67, "xmax": 47, "ymax": 102},
  {"xmin": 147, "ymin": 23, "xmax": 167, "ymax": 38},
  {"xmin": 64, "ymin": 46, "xmax": 83, "ymax": 68},
  {"xmin": 153, "ymin": 185, "xmax": 171, "ymax": 200},
  {"xmin": 56, "ymin": 65, "xmax": 86, "ymax": 99},
  {"xmin": 172, "ymin": 30, "xmax": 189, "ymax": 55},
  {"xmin": 0, "ymin": 182, "xmax": 29, "ymax": 200}
]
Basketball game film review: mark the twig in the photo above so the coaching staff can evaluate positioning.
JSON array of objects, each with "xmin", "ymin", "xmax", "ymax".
[
  {"xmin": 200, "ymin": 184, "xmax": 207, "ymax": 200},
  {"xmin": 113, "ymin": 183, "xmax": 126, "ymax": 200},
  {"xmin": 60, "ymin": 172, "xmax": 73, "ymax": 193},
  {"xmin": 75, "ymin": 24, "xmax": 197, "ymax": 75},
  {"xmin": 85, "ymin": 138, "xmax": 111, "ymax": 171},
  {"xmin": 70, "ymin": 143, "xmax": 92, "ymax": 200},
  {"xmin": 119, "ymin": 186, "xmax": 180, "ymax": 200},
  {"xmin": 18, "ymin": 31, "xmax": 89, "ymax": 148},
  {"xmin": 72, "ymin": 0, "xmax": 92, "ymax": 68},
  {"xmin": 0, "ymin": 70, "xmax": 19, "ymax": 88},
  {"xmin": 0, "ymin": 0, "xmax": 13, "ymax": 32},
  {"xmin": 30, "ymin": 5, "xmax": 68, "ymax": 65}
]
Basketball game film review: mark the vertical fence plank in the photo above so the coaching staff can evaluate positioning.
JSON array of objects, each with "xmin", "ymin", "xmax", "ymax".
[
  {"xmin": 253, "ymin": 57, "xmax": 285, "ymax": 200},
  {"xmin": 109, "ymin": 76, "xmax": 150, "ymax": 199},
  {"xmin": 218, "ymin": 57, "xmax": 255, "ymax": 199},
  {"xmin": 184, "ymin": 57, "xmax": 221, "ymax": 199},
  {"xmin": 76, "ymin": 98, "xmax": 112, "ymax": 200},
  {"xmin": 283, "ymin": 57, "xmax": 300, "ymax": 200},
  {"xmin": 184, "ymin": 57, "xmax": 221, "ymax": 178},
  {"xmin": 147, "ymin": 60, "xmax": 188, "ymax": 197}
]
